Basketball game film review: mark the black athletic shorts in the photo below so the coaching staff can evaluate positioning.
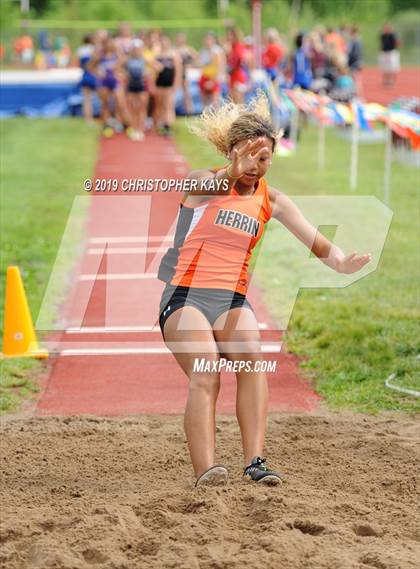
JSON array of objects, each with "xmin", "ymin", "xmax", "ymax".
[
  {"xmin": 127, "ymin": 79, "xmax": 145, "ymax": 93},
  {"xmin": 156, "ymin": 68, "xmax": 175, "ymax": 88},
  {"xmin": 159, "ymin": 284, "xmax": 253, "ymax": 337}
]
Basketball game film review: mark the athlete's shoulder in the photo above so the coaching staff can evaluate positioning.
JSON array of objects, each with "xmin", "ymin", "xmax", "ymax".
[
  {"xmin": 268, "ymin": 186, "xmax": 299, "ymax": 221},
  {"xmin": 254, "ymin": 177, "xmax": 272, "ymax": 220}
]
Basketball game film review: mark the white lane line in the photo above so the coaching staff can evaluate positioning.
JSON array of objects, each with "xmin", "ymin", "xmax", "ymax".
[
  {"xmin": 78, "ymin": 273, "xmax": 158, "ymax": 281},
  {"xmin": 65, "ymin": 326, "xmax": 159, "ymax": 334},
  {"xmin": 60, "ymin": 348, "xmax": 169, "ymax": 356},
  {"xmin": 59, "ymin": 344, "xmax": 282, "ymax": 356},
  {"xmin": 89, "ymin": 236, "xmax": 174, "ymax": 244},
  {"xmin": 87, "ymin": 247, "xmax": 162, "ymax": 254},
  {"xmin": 262, "ymin": 344, "xmax": 282, "ymax": 353},
  {"xmin": 65, "ymin": 324, "xmax": 268, "ymax": 334}
]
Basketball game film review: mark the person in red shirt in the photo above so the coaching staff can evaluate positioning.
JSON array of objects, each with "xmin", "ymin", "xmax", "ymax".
[
  {"xmin": 262, "ymin": 28, "xmax": 285, "ymax": 82},
  {"xmin": 325, "ymin": 27, "xmax": 347, "ymax": 57},
  {"xmin": 243, "ymin": 35, "xmax": 256, "ymax": 71},
  {"xmin": 225, "ymin": 28, "xmax": 250, "ymax": 104}
]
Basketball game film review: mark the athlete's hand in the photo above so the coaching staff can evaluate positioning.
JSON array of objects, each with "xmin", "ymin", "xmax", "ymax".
[
  {"xmin": 336, "ymin": 251, "xmax": 372, "ymax": 274},
  {"xmin": 229, "ymin": 137, "xmax": 268, "ymax": 178}
]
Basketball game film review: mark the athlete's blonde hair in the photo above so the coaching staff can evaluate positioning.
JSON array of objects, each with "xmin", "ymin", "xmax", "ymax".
[{"xmin": 190, "ymin": 91, "xmax": 280, "ymax": 157}]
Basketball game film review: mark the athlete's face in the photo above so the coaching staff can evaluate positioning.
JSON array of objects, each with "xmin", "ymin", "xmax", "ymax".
[{"xmin": 230, "ymin": 136, "xmax": 273, "ymax": 188}]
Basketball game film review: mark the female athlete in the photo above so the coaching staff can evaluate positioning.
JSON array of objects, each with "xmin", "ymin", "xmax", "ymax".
[{"xmin": 158, "ymin": 94, "xmax": 371, "ymax": 487}]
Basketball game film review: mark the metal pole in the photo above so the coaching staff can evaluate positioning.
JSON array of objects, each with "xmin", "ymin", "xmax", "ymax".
[
  {"xmin": 290, "ymin": 0, "xmax": 302, "ymax": 20},
  {"xmin": 383, "ymin": 115, "xmax": 393, "ymax": 206},
  {"xmin": 21, "ymin": 0, "xmax": 30, "ymax": 13},
  {"xmin": 252, "ymin": 0, "xmax": 262, "ymax": 69},
  {"xmin": 318, "ymin": 119, "xmax": 326, "ymax": 170},
  {"xmin": 318, "ymin": 92, "xmax": 326, "ymax": 170},
  {"xmin": 218, "ymin": 0, "xmax": 229, "ymax": 16},
  {"xmin": 290, "ymin": 106, "xmax": 299, "ymax": 147},
  {"xmin": 350, "ymin": 99, "xmax": 359, "ymax": 191}
]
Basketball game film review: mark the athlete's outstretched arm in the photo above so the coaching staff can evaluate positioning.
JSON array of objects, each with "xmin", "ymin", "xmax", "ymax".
[{"xmin": 268, "ymin": 187, "xmax": 372, "ymax": 274}]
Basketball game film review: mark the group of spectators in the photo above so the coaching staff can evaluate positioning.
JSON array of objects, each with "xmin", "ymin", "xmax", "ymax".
[
  {"xmin": 285, "ymin": 23, "xmax": 400, "ymax": 101},
  {"xmin": 7, "ymin": 21, "xmax": 400, "ymax": 140},
  {"xmin": 77, "ymin": 25, "xmax": 185, "ymax": 140},
  {"xmin": 8, "ymin": 30, "xmax": 72, "ymax": 68},
  {"xmin": 289, "ymin": 25, "xmax": 364, "ymax": 101},
  {"xmin": 76, "ymin": 24, "xmax": 258, "ymax": 140},
  {"xmin": 74, "ymin": 23, "xmax": 363, "ymax": 139}
]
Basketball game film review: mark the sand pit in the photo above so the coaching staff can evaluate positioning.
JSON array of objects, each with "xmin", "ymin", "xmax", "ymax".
[{"xmin": 0, "ymin": 412, "xmax": 419, "ymax": 569}]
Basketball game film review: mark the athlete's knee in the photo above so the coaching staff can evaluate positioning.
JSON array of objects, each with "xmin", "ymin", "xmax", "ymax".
[
  {"xmin": 221, "ymin": 335, "xmax": 262, "ymax": 357},
  {"xmin": 189, "ymin": 364, "xmax": 220, "ymax": 396}
]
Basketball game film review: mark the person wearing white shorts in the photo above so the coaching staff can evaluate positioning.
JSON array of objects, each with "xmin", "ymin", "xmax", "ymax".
[{"xmin": 379, "ymin": 23, "xmax": 400, "ymax": 87}]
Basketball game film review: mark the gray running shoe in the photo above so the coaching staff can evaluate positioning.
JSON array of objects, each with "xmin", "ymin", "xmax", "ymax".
[{"xmin": 243, "ymin": 456, "xmax": 282, "ymax": 485}]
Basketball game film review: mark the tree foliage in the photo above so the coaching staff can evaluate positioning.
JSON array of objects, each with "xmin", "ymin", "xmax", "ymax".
[{"xmin": 13, "ymin": 0, "xmax": 420, "ymax": 22}]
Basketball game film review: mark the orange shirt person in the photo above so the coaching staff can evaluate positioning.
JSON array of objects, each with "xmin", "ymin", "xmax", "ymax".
[{"xmin": 158, "ymin": 93, "xmax": 372, "ymax": 487}]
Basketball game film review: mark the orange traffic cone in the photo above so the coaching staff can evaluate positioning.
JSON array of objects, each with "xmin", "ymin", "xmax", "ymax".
[{"xmin": 1, "ymin": 266, "xmax": 48, "ymax": 359}]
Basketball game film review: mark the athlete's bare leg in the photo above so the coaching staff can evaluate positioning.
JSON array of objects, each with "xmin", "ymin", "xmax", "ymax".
[
  {"xmin": 164, "ymin": 87, "xmax": 175, "ymax": 126},
  {"xmin": 182, "ymin": 79, "xmax": 193, "ymax": 115},
  {"xmin": 98, "ymin": 87, "xmax": 111, "ymax": 124},
  {"xmin": 138, "ymin": 92, "xmax": 148, "ymax": 133},
  {"xmin": 114, "ymin": 87, "xmax": 131, "ymax": 126},
  {"xmin": 127, "ymin": 92, "xmax": 147, "ymax": 133},
  {"xmin": 82, "ymin": 87, "xmax": 94, "ymax": 123},
  {"xmin": 163, "ymin": 306, "xmax": 221, "ymax": 478},
  {"xmin": 213, "ymin": 307, "xmax": 269, "ymax": 467},
  {"xmin": 154, "ymin": 88, "xmax": 163, "ymax": 127},
  {"xmin": 127, "ymin": 92, "xmax": 138, "ymax": 130}
]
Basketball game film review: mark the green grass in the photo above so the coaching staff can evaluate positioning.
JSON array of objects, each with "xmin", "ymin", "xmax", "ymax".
[
  {"xmin": 174, "ymin": 118, "xmax": 420, "ymax": 415},
  {"xmin": 0, "ymin": 118, "xmax": 99, "ymax": 414}
]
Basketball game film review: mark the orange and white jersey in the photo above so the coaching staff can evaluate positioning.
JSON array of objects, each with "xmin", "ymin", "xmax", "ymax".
[{"xmin": 158, "ymin": 174, "xmax": 272, "ymax": 296}]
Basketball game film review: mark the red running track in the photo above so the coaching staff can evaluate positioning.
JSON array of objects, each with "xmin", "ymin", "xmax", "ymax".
[
  {"xmin": 36, "ymin": 132, "xmax": 320, "ymax": 416},
  {"xmin": 361, "ymin": 66, "xmax": 419, "ymax": 105}
]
